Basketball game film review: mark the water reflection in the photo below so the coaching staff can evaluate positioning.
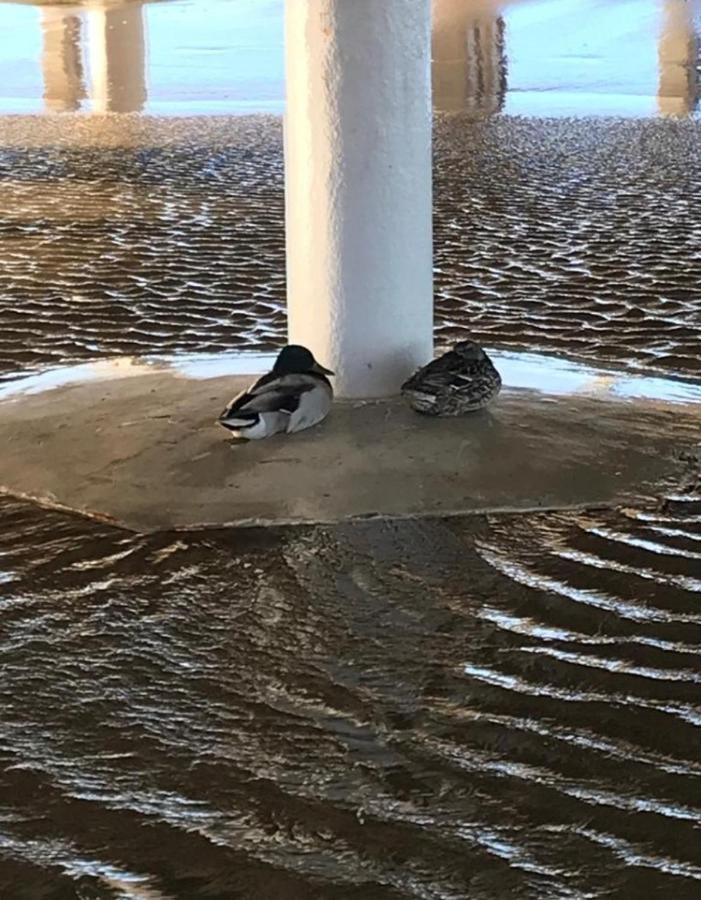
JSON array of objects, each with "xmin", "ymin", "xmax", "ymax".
[
  {"xmin": 87, "ymin": 1, "xmax": 146, "ymax": 113},
  {"xmin": 432, "ymin": 0, "xmax": 507, "ymax": 114},
  {"xmin": 3, "ymin": 349, "xmax": 700, "ymax": 406},
  {"xmin": 38, "ymin": 0, "xmax": 146, "ymax": 113},
  {"xmin": 40, "ymin": 7, "xmax": 85, "ymax": 111},
  {"xmin": 1, "ymin": 489, "xmax": 701, "ymax": 897},
  {"xmin": 658, "ymin": 0, "xmax": 700, "ymax": 115},
  {"xmin": 3, "ymin": 0, "xmax": 701, "ymax": 118}
]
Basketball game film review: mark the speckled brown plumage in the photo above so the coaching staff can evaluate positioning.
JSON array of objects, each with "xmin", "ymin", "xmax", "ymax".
[{"xmin": 401, "ymin": 341, "xmax": 502, "ymax": 416}]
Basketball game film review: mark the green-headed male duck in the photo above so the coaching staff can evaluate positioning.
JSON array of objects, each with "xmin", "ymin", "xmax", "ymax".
[{"xmin": 218, "ymin": 344, "xmax": 334, "ymax": 439}]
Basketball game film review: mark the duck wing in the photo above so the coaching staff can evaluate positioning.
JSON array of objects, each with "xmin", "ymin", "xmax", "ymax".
[
  {"xmin": 401, "ymin": 350, "xmax": 463, "ymax": 392},
  {"xmin": 220, "ymin": 373, "xmax": 320, "ymax": 419},
  {"xmin": 447, "ymin": 364, "xmax": 502, "ymax": 397}
]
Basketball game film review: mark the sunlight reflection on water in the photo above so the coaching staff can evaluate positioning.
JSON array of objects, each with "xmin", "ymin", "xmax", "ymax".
[{"xmin": 2, "ymin": 348, "xmax": 700, "ymax": 407}]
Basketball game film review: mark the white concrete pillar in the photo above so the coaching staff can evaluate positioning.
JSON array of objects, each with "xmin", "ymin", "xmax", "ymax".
[
  {"xmin": 432, "ymin": 0, "xmax": 506, "ymax": 115},
  {"xmin": 285, "ymin": 0, "xmax": 434, "ymax": 399},
  {"xmin": 658, "ymin": 0, "xmax": 699, "ymax": 116},
  {"xmin": 87, "ymin": 2, "xmax": 147, "ymax": 113},
  {"xmin": 41, "ymin": 8, "xmax": 86, "ymax": 112}
]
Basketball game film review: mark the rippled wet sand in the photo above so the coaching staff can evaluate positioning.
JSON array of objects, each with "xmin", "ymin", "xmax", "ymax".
[
  {"xmin": 0, "ymin": 489, "xmax": 700, "ymax": 898},
  {"xmin": 1, "ymin": 114, "xmax": 700, "ymax": 382}
]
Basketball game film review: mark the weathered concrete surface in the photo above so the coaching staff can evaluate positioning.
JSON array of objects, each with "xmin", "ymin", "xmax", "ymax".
[{"xmin": 1, "ymin": 362, "xmax": 699, "ymax": 532}]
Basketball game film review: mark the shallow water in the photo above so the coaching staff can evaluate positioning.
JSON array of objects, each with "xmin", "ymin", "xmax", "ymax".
[
  {"xmin": 1, "ymin": 494, "xmax": 701, "ymax": 898},
  {"xmin": 3, "ymin": 347, "xmax": 701, "ymax": 406},
  {"xmin": 2, "ymin": 115, "xmax": 701, "ymax": 384}
]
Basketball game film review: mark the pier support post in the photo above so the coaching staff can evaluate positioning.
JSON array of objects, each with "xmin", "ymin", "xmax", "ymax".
[
  {"xmin": 87, "ymin": 1, "xmax": 147, "ymax": 113},
  {"xmin": 432, "ymin": 0, "xmax": 506, "ymax": 115},
  {"xmin": 284, "ymin": 0, "xmax": 433, "ymax": 398},
  {"xmin": 41, "ymin": 8, "xmax": 85, "ymax": 112},
  {"xmin": 658, "ymin": 0, "xmax": 699, "ymax": 116}
]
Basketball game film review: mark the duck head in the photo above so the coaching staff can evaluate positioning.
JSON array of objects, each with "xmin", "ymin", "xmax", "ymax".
[
  {"xmin": 273, "ymin": 344, "xmax": 334, "ymax": 376},
  {"xmin": 453, "ymin": 340, "xmax": 485, "ymax": 361}
]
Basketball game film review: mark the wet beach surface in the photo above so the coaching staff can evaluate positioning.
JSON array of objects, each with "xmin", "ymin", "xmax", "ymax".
[
  {"xmin": 1, "ymin": 0, "xmax": 701, "ymax": 896},
  {"xmin": 1, "ymin": 493, "xmax": 701, "ymax": 899}
]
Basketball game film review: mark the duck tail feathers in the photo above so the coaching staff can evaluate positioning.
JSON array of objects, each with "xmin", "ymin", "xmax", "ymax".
[{"xmin": 218, "ymin": 411, "xmax": 260, "ymax": 431}]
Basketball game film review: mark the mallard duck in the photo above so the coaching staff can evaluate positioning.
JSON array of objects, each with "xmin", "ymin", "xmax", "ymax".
[
  {"xmin": 218, "ymin": 345, "xmax": 334, "ymax": 439},
  {"xmin": 401, "ymin": 340, "xmax": 501, "ymax": 416}
]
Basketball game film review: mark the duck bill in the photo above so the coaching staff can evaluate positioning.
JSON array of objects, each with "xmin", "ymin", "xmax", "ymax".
[{"xmin": 313, "ymin": 362, "xmax": 334, "ymax": 376}]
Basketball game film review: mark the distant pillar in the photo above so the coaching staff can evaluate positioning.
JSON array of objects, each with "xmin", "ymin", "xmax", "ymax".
[
  {"xmin": 432, "ymin": 0, "xmax": 506, "ymax": 115},
  {"xmin": 87, "ymin": 2, "xmax": 147, "ymax": 113},
  {"xmin": 41, "ymin": 8, "xmax": 85, "ymax": 112},
  {"xmin": 658, "ymin": 0, "xmax": 699, "ymax": 115},
  {"xmin": 285, "ymin": 0, "xmax": 434, "ymax": 399}
]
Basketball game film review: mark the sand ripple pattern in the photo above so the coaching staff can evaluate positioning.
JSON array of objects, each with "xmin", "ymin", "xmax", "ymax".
[
  {"xmin": 1, "ymin": 116, "xmax": 701, "ymax": 381},
  {"xmin": 0, "ymin": 494, "xmax": 699, "ymax": 898}
]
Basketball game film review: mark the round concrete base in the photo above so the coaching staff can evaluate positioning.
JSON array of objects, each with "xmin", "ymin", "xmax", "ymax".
[{"xmin": 1, "ymin": 354, "xmax": 699, "ymax": 532}]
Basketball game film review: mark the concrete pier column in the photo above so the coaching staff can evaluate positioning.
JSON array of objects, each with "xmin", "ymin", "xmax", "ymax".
[
  {"xmin": 284, "ymin": 0, "xmax": 434, "ymax": 399},
  {"xmin": 41, "ymin": 8, "xmax": 86, "ymax": 112},
  {"xmin": 658, "ymin": 0, "xmax": 699, "ymax": 116},
  {"xmin": 87, "ymin": 2, "xmax": 147, "ymax": 113},
  {"xmin": 432, "ymin": 0, "xmax": 506, "ymax": 115}
]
